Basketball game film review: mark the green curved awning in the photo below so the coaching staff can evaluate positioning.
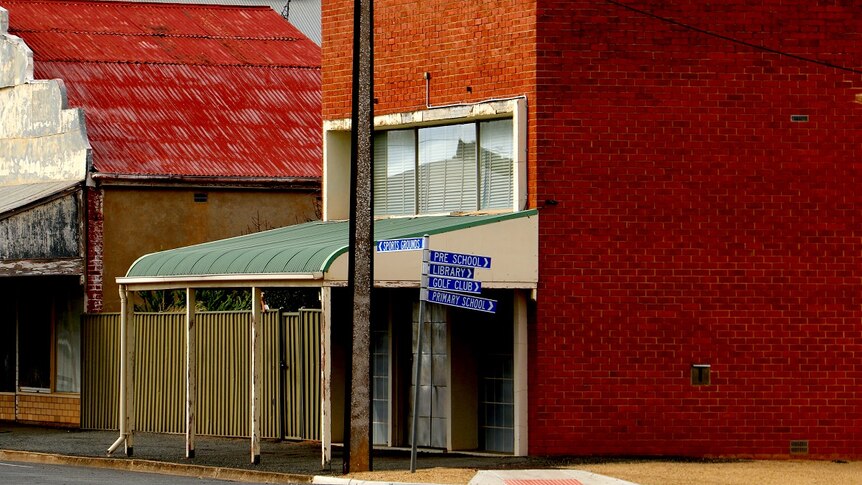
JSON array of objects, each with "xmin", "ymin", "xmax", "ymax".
[{"xmin": 124, "ymin": 210, "xmax": 537, "ymax": 280}]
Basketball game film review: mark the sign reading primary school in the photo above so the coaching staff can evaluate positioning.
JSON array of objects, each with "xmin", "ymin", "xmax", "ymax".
[{"xmin": 425, "ymin": 289, "xmax": 497, "ymax": 313}]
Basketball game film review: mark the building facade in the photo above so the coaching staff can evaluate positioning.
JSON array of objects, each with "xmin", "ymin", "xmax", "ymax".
[
  {"xmin": 321, "ymin": 0, "xmax": 862, "ymax": 457},
  {"xmin": 0, "ymin": 1, "xmax": 321, "ymax": 426}
]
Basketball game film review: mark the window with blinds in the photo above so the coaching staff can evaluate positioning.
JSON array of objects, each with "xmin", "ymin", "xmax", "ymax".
[{"xmin": 374, "ymin": 119, "xmax": 513, "ymax": 216}]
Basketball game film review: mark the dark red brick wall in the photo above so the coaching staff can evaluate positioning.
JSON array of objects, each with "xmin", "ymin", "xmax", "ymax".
[
  {"xmin": 322, "ymin": 0, "xmax": 536, "ymax": 118},
  {"xmin": 321, "ymin": 0, "xmax": 862, "ymax": 458},
  {"xmin": 85, "ymin": 188, "xmax": 104, "ymax": 313},
  {"xmin": 534, "ymin": 1, "xmax": 862, "ymax": 457},
  {"xmin": 321, "ymin": 0, "xmax": 538, "ymax": 204}
]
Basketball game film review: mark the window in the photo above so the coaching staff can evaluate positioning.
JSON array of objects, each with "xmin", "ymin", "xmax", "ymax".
[
  {"xmin": 0, "ymin": 279, "xmax": 82, "ymax": 394},
  {"xmin": 374, "ymin": 119, "xmax": 513, "ymax": 216},
  {"xmin": 55, "ymin": 293, "xmax": 82, "ymax": 393},
  {"xmin": 18, "ymin": 291, "xmax": 52, "ymax": 391}
]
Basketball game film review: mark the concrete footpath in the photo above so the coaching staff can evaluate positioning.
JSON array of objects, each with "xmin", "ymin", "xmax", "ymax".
[{"xmin": 0, "ymin": 424, "xmax": 638, "ymax": 485}]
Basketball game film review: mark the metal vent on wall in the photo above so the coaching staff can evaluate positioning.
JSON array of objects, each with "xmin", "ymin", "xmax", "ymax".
[
  {"xmin": 194, "ymin": 193, "xmax": 208, "ymax": 203},
  {"xmin": 790, "ymin": 440, "xmax": 809, "ymax": 454},
  {"xmin": 690, "ymin": 364, "xmax": 710, "ymax": 386}
]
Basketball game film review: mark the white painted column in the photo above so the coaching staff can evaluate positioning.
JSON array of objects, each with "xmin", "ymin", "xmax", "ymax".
[
  {"xmin": 250, "ymin": 287, "xmax": 263, "ymax": 464},
  {"xmin": 108, "ymin": 285, "xmax": 130, "ymax": 455},
  {"xmin": 513, "ymin": 289, "xmax": 529, "ymax": 456},
  {"xmin": 320, "ymin": 286, "xmax": 332, "ymax": 468},
  {"xmin": 125, "ymin": 286, "xmax": 137, "ymax": 456},
  {"xmin": 185, "ymin": 288, "xmax": 197, "ymax": 459}
]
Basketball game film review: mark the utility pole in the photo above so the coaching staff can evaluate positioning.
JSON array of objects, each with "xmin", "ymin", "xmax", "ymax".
[{"xmin": 344, "ymin": 0, "xmax": 374, "ymax": 473}]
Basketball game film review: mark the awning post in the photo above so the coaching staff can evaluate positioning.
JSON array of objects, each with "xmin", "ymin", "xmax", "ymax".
[
  {"xmin": 250, "ymin": 287, "xmax": 263, "ymax": 464},
  {"xmin": 186, "ymin": 288, "xmax": 197, "ymax": 459},
  {"xmin": 125, "ymin": 286, "xmax": 137, "ymax": 456},
  {"xmin": 108, "ymin": 285, "xmax": 136, "ymax": 456},
  {"xmin": 320, "ymin": 286, "xmax": 332, "ymax": 469},
  {"xmin": 107, "ymin": 285, "xmax": 129, "ymax": 455}
]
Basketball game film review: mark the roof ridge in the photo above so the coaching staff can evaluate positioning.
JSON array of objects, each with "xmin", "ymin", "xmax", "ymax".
[
  {"xmin": 10, "ymin": 27, "xmax": 303, "ymax": 43},
  {"xmin": 38, "ymin": 59, "xmax": 321, "ymax": 70},
  {"xmin": 1, "ymin": 0, "xmax": 273, "ymax": 12}
]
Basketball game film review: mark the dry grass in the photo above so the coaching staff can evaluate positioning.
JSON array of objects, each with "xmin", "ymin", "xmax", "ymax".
[
  {"xmin": 346, "ymin": 467, "xmax": 479, "ymax": 484},
  {"xmin": 574, "ymin": 460, "xmax": 862, "ymax": 485},
  {"xmin": 347, "ymin": 460, "xmax": 862, "ymax": 485}
]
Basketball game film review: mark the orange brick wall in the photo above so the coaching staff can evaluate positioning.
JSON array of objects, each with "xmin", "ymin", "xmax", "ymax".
[
  {"xmin": 16, "ymin": 394, "xmax": 80, "ymax": 427},
  {"xmin": 0, "ymin": 394, "xmax": 14, "ymax": 421}
]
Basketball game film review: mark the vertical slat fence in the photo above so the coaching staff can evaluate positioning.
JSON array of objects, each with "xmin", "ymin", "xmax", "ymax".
[
  {"xmin": 282, "ymin": 309, "xmax": 321, "ymax": 440},
  {"xmin": 82, "ymin": 310, "xmax": 284, "ymax": 438}
]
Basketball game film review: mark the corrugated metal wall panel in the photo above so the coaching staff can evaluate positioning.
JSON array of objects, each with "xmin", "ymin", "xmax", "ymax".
[
  {"xmin": 282, "ymin": 309, "xmax": 320, "ymax": 440},
  {"xmin": 135, "ymin": 313, "xmax": 184, "ymax": 434},
  {"xmin": 283, "ymin": 311, "xmax": 301, "ymax": 438},
  {"xmin": 302, "ymin": 309, "xmax": 321, "ymax": 440},
  {"xmin": 81, "ymin": 313, "xmax": 120, "ymax": 430},
  {"xmin": 197, "ymin": 311, "xmax": 248, "ymax": 437},
  {"xmin": 82, "ymin": 310, "xmax": 285, "ymax": 438},
  {"xmin": 263, "ymin": 310, "xmax": 281, "ymax": 438}
]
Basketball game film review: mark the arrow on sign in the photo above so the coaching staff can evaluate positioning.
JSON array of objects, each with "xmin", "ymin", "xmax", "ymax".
[
  {"xmin": 428, "ymin": 250, "xmax": 491, "ymax": 268},
  {"xmin": 426, "ymin": 275, "xmax": 482, "ymax": 295},
  {"xmin": 422, "ymin": 289, "xmax": 497, "ymax": 314},
  {"xmin": 375, "ymin": 237, "xmax": 425, "ymax": 252},
  {"xmin": 427, "ymin": 263, "xmax": 475, "ymax": 280}
]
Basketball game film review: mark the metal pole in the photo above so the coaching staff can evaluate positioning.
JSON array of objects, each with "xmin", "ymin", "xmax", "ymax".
[{"xmin": 410, "ymin": 235, "xmax": 430, "ymax": 473}]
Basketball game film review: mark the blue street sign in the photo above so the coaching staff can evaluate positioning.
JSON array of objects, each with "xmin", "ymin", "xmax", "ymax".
[
  {"xmin": 375, "ymin": 237, "xmax": 425, "ymax": 252},
  {"xmin": 423, "ymin": 289, "xmax": 497, "ymax": 314},
  {"xmin": 426, "ymin": 275, "xmax": 482, "ymax": 295},
  {"xmin": 427, "ymin": 263, "xmax": 474, "ymax": 280},
  {"xmin": 428, "ymin": 250, "xmax": 491, "ymax": 269}
]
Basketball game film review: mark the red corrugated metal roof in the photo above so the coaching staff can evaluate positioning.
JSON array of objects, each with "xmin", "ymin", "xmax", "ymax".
[{"xmin": 3, "ymin": 0, "xmax": 321, "ymax": 179}]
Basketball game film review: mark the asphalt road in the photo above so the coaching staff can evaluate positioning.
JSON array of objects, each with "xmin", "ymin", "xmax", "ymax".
[{"xmin": 0, "ymin": 460, "xmax": 286, "ymax": 484}]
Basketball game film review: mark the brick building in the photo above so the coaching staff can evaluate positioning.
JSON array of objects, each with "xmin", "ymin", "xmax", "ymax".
[{"xmin": 321, "ymin": 0, "xmax": 862, "ymax": 457}]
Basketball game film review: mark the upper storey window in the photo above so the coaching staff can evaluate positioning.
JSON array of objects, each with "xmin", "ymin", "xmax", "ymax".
[{"xmin": 374, "ymin": 119, "xmax": 513, "ymax": 216}]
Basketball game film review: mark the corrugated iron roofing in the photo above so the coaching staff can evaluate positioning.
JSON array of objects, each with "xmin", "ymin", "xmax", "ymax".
[
  {"xmin": 3, "ymin": 0, "xmax": 321, "ymax": 179},
  {"xmin": 0, "ymin": 181, "xmax": 80, "ymax": 215},
  {"xmin": 91, "ymin": 0, "xmax": 321, "ymax": 46}
]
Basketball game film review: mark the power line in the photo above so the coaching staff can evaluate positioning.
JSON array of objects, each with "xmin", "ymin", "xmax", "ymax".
[{"xmin": 604, "ymin": 0, "xmax": 862, "ymax": 76}]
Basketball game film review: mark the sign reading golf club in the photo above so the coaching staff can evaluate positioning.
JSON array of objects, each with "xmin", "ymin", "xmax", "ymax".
[{"xmin": 427, "ymin": 275, "xmax": 482, "ymax": 294}]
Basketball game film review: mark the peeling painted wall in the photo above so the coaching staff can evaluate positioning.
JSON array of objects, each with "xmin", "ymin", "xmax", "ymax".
[
  {"xmin": 0, "ymin": 194, "xmax": 80, "ymax": 259},
  {"xmin": 0, "ymin": 7, "xmax": 90, "ymax": 185},
  {"xmin": 0, "ymin": 8, "xmax": 31, "ymax": 89}
]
